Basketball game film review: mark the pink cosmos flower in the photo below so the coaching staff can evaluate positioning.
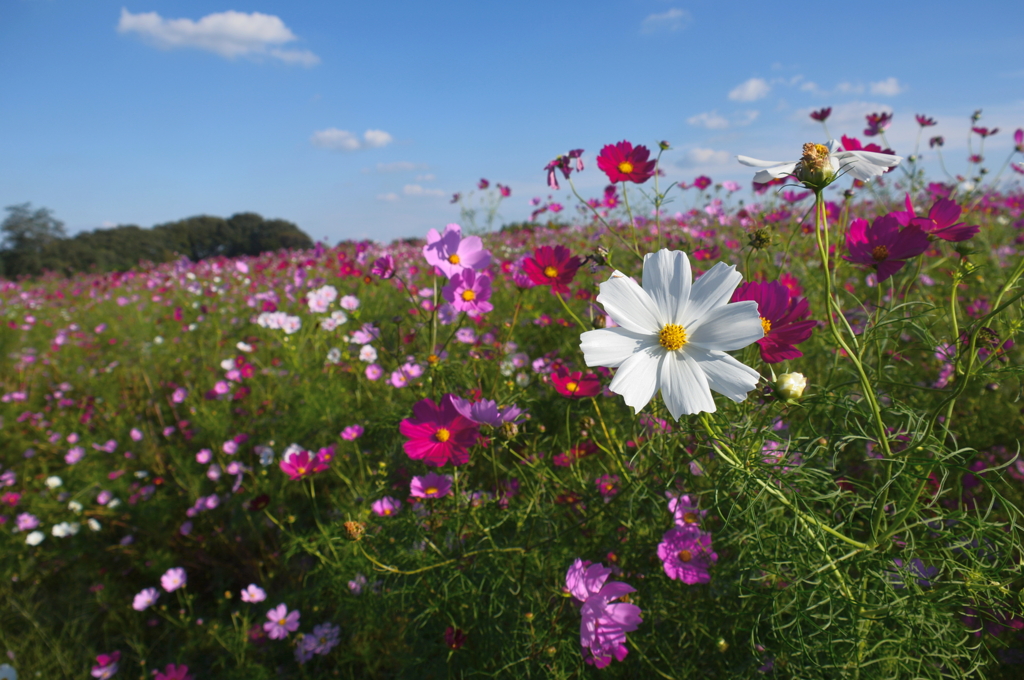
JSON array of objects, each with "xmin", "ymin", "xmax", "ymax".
[
  {"xmin": 241, "ymin": 584, "xmax": 267, "ymax": 603},
  {"xmin": 810, "ymin": 107, "xmax": 832, "ymax": 122},
  {"xmin": 597, "ymin": 141, "xmax": 656, "ymax": 184},
  {"xmin": 132, "ymin": 587, "xmax": 159, "ymax": 611},
  {"xmin": 668, "ymin": 494, "xmax": 706, "ymax": 529},
  {"xmin": 399, "ymin": 395, "xmax": 480, "ymax": 466},
  {"xmin": 478, "ymin": 178, "xmax": 489, "ymax": 189},
  {"xmin": 864, "ymin": 111, "xmax": 893, "ymax": 137},
  {"xmin": 657, "ymin": 527, "xmax": 718, "ymax": 584},
  {"xmin": 595, "ymin": 474, "xmax": 620, "ymax": 500},
  {"xmin": 91, "ymin": 651, "xmax": 120, "ymax": 680},
  {"xmin": 1015, "ymin": 128, "xmax": 1023, "ymax": 153},
  {"xmin": 843, "ymin": 215, "xmax": 930, "ymax": 283},
  {"xmin": 521, "ymin": 245, "xmax": 581, "ymax": 295},
  {"xmin": 422, "ymin": 223, "xmax": 491, "ymax": 278},
  {"xmin": 410, "ymin": 472, "xmax": 453, "ymax": 499},
  {"xmin": 693, "ymin": 175, "xmax": 712, "ymax": 191},
  {"xmin": 566, "ymin": 559, "xmax": 643, "ymax": 668},
  {"xmin": 154, "ymin": 664, "xmax": 193, "ymax": 680},
  {"xmin": 731, "ymin": 280, "xmax": 816, "ymax": 363},
  {"xmin": 915, "ymin": 114, "xmax": 937, "ymax": 127},
  {"xmin": 442, "ymin": 268, "xmax": 493, "ymax": 316},
  {"xmin": 264, "ymin": 603, "xmax": 300, "ymax": 640},
  {"xmin": 371, "ymin": 254, "xmax": 396, "ymax": 279},
  {"xmin": 544, "ymin": 149, "xmax": 584, "ymax": 190},
  {"xmin": 65, "ymin": 446, "xmax": 85, "ymax": 464},
  {"xmin": 340, "ymin": 425, "xmax": 364, "ymax": 440},
  {"xmin": 130, "ymin": 428, "xmax": 143, "ymax": 442},
  {"xmin": 902, "ymin": 196, "xmax": 979, "ymax": 242},
  {"xmin": 497, "ymin": 183, "xmax": 511, "ymax": 197},
  {"xmin": 16, "ymin": 512, "xmax": 39, "ymax": 532},
  {"xmin": 160, "ymin": 567, "xmax": 187, "ymax": 592},
  {"xmin": 371, "ymin": 496, "xmax": 402, "ymax": 517},
  {"xmin": 278, "ymin": 446, "xmax": 330, "ymax": 480},
  {"xmin": 450, "ymin": 396, "xmax": 524, "ymax": 427},
  {"xmin": 551, "ymin": 368, "xmax": 602, "ymax": 399},
  {"xmin": 972, "ymin": 126, "xmax": 998, "ymax": 138},
  {"xmin": 171, "ymin": 388, "xmax": 187, "ymax": 404}
]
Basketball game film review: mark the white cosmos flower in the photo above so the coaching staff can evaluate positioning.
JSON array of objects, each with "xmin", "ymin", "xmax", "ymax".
[
  {"xmin": 737, "ymin": 139, "xmax": 902, "ymax": 185},
  {"xmin": 580, "ymin": 250, "xmax": 764, "ymax": 419}
]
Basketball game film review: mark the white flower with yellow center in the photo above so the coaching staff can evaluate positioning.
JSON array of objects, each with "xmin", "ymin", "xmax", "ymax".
[
  {"xmin": 737, "ymin": 140, "xmax": 902, "ymax": 188},
  {"xmin": 580, "ymin": 250, "xmax": 764, "ymax": 419}
]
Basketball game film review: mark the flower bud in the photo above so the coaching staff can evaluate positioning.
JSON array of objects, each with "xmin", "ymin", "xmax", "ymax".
[
  {"xmin": 795, "ymin": 143, "xmax": 835, "ymax": 189},
  {"xmin": 776, "ymin": 373, "xmax": 808, "ymax": 400}
]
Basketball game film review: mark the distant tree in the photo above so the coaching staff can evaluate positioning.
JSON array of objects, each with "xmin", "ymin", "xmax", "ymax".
[{"xmin": 0, "ymin": 203, "xmax": 68, "ymax": 277}]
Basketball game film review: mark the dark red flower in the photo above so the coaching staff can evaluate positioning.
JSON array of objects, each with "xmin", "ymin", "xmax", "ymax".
[
  {"xmin": 732, "ymin": 281, "xmax": 816, "ymax": 363},
  {"xmin": 915, "ymin": 114, "xmax": 937, "ymax": 127},
  {"xmin": 910, "ymin": 198, "xmax": 979, "ymax": 242},
  {"xmin": 551, "ymin": 368, "xmax": 602, "ymax": 399},
  {"xmin": 929, "ymin": 136, "xmax": 944, "ymax": 148},
  {"xmin": 596, "ymin": 141, "xmax": 656, "ymax": 184},
  {"xmin": 843, "ymin": 215, "xmax": 929, "ymax": 282},
  {"xmin": 522, "ymin": 245, "xmax": 581, "ymax": 295},
  {"xmin": 864, "ymin": 112, "xmax": 893, "ymax": 137},
  {"xmin": 810, "ymin": 107, "xmax": 832, "ymax": 122},
  {"xmin": 445, "ymin": 627, "xmax": 467, "ymax": 650},
  {"xmin": 972, "ymin": 127, "xmax": 998, "ymax": 138}
]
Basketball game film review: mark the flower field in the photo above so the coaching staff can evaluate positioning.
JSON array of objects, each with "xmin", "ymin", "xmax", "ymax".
[{"xmin": 3, "ymin": 115, "xmax": 1024, "ymax": 679}]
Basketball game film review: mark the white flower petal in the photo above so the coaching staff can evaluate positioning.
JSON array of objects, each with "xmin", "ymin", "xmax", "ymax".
[
  {"xmin": 689, "ymin": 348, "xmax": 761, "ymax": 403},
  {"xmin": 681, "ymin": 262, "xmax": 743, "ymax": 328},
  {"xmin": 736, "ymin": 155, "xmax": 791, "ymax": 168},
  {"xmin": 688, "ymin": 300, "xmax": 763, "ymax": 351},
  {"xmin": 833, "ymin": 150, "xmax": 903, "ymax": 182},
  {"xmin": 607, "ymin": 345, "xmax": 663, "ymax": 414},
  {"xmin": 596, "ymin": 271, "xmax": 663, "ymax": 334},
  {"xmin": 659, "ymin": 350, "xmax": 715, "ymax": 418},
  {"xmin": 642, "ymin": 250, "xmax": 691, "ymax": 325},
  {"xmin": 581, "ymin": 328, "xmax": 656, "ymax": 369}
]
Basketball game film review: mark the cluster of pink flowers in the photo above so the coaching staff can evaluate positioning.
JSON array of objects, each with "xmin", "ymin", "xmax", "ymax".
[
  {"xmin": 566, "ymin": 559, "xmax": 643, "ymax": 668},
  {"xmin": 657, "ymin": 495, "xmax": 718, "ymax": 584},
  {"xmin": 423, "ymin": 223, "xmax": 495, "ymax": 318},
  {"xmin": 279, "ymin": 444, "xmax": 335, "ymax": 481}
]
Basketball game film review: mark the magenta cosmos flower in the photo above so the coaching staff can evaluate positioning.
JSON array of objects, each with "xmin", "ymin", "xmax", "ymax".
[
  {"xmin": 596, "ymin": 141, "xmax": 657, "ymax": 184},
  {"xmin": 731, "ymin": 280, "xmax": 816, "ymax": 363},
  {"xmin": 544, "ymin": 148, "xmax": 584, "ymax": 190},
  {"xmin": 410, "ymin": 471, "xmax": 453, "ymax": 498},
  {"xmin": 399, "ymin": 394, "xmax": 480, "ymax": 466},
  {"xmin": 442, "ymin": 268, "xmax": 493, "ymax": 316},
  {"xmin": 891, "ymin": 194, "xmax": 979, "ymax": 243},
  {"xmin": 657, "ymin": 527, "xmax": 718, "ymax": 584},
  {"xmin": 522, "ymin": 245, "xmax": 582, "ymax": 295},
  {"xmin": 551, "ymin": 368, "xmax": 602, "ymax": 399},
  {"xmin": 371, "ymin": 496, "xmax": 402, "ymax": 517},
  {"xmin": 371, "ymin": 254, "xmax": 396, "ymax": 279},
  {"xmin": 154, "ymin": 664, "xmax": 193, "ymax": 680},
  {"xmin": 160, "ymin": 567, "xmax": 187, "ymax": 592},
  {"xmin": 264, "ymin": 603, "xmax": 300, "ymax": 640},
  {"xmin": 279, "ymin": 446, "xmax": 330, "ymax": 481},
  {"xmin": 843, "ymin": 215, "xmax": 930, "ymax": 282},
  {"xmin": 422, "ymin": 223, "xmax": 491, "ymax": 278},
  {"xmin": 566, "ymin": 559, "xmax": 643, "ymax": 668}
]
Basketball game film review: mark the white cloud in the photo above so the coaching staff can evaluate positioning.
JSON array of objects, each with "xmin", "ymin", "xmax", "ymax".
[
  {"xmin": 687, "ymin": 110, "xmax": 729, "ymax": 130},
  {"xmin": 680, "ymin": 148, "xmax": 732, "ymax": 167},
  {"xmin": 310, "ymin": 128, "xmax": 394, "ymax": 152},
  {"xmin": 641, "ymin": 8, "xmax": 692, "ymax": 33},
  {"xmin": 415, "ymin": 173, "xmax": 436, "ymax": 182},
  {"xmin": 376, "ymin": 193, "xmax": 400, "ymax": 202},
  {"xmin": 376, "ymin": 161, "xmax": 427, "ymax": 173},
  {"xmin": 869, "ymin": 77, "xmax": 905, "ymax": 96},
  {"xmin": 800, "ymin": 81, "xmax": 822, "ymax": 93},
  {"xmin": 736, "ymin": 110, "xmax": 760, "ymax": 126},
  {"xmin": 403, "ymin": 184, "xmax": 445, "ymax": 197},
  {"xmin": 835, "ymin": 81, "xmax": 865, "ymax": 95},
  {"xmin": 728, "ymin": 78, "xmax": 771, "ymax": 102},
  {"xmin": 117, "ymin": 9, "xmax": 319, "ymax": 66}
]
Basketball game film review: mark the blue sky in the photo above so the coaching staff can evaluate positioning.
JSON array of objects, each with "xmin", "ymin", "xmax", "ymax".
[{"xmin": 2, "ymin": 0, "xmax": 1023, "ymax": 243}]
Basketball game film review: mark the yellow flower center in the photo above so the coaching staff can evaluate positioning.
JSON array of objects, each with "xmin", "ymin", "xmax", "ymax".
[
  {"xmin": 761, "ymin": 317, "xmax": 772, "ymax": 335},
  {"xmin": 658, "ymin": 324, "xmax": 688, "ymax": 351},
  {"xmin": 677, "ymin": 549, "xmax": 693, "ymax": 563},
  {"xmin": 871, "ymin": 245, "xmax": 890, "ymax": 261},
  {"xmin": 297, "ymin": 467, "xmax": 306, "ymax": 475},
  {"xmin": 543, "ymin": 266, "xmax": 559, "ymax": 278},
  {"xmin": 682, "ymin": 511, "xmax": 698, "ymax": 524},
  {"xmin": 448, "ymin": 254, "xmax": 461, "ymax": 264},
  {"xmin": 383, "ymin": 509, "xmax": 392, "ymax": 515},
  {"xmin": 461, "ymin": 289, "xmax": 476, "ymax": 301},
  {"xmin": 425, "ymin": 487, "xmax": 438, "ymax": 495},
  {"xmin": 617, "ymin": 161, "xmax": 634, "ymax": 174},
  {"xmin": 800, "ymin": 143, "xmax": 831, "ymax": 171},
  {"xmin": 565, "ymin": 381, "xmax": 579, "ymax": 393},
  {"xmin": 278, "ymin": 618, "xmax": 287, "ymax": 625},
  {"xmin": 434, "ymin": 428, "xmax": 451, "ymax": 443},
  {"xmin": 427, "ymin": 353, "xmax": 440, "ymax": 364}
]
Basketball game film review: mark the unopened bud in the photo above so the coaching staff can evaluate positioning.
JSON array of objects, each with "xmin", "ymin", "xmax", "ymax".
[
  {"xmin": 658, "ymin": 140, "xmax": 671, "ymax": 151},
  {"xmin": 776, "ymin": 373, "xmax": 808, "ymax": 400},
  {"xmin": 716, "ymin": 637, "xmax": 729, "ymax": 653},
  {"xmin": 499, "ymin": 421, "xmax": 519, "ymax": 439}
]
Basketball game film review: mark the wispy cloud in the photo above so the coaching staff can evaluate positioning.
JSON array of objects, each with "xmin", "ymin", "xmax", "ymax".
[
  {"xmin": 310, "ymin": 129, "xmax": 393, "ymax": 152},
  {"xmin": 728, "ymin": 78, "xmax": 771, "ymax": 102},
  {"xmin": 640, "ymin": 8, "xmax": 692, "ymax": 33},
  {"xmin": 117, "ymin": 9, "xmax": 319, "ymax": 66},
  {"xmin": 375, "ymin": 161, "xmax": 428, "ymax": 173},
  {"xmin": 869, "ymin": 77, "xmax": 905, "ymax": 96},
  {"xmin": 687, "ymin": 111, "xmax": 729, "ymax": 130},
  {"xmin": 679, "ymin": 148, "xmax": 732, "ymax": 167},
  {"xmin": 403, "ymin": 184, "xmax": 444, "ymax": 197},
  {"xmin": 376, "ymin": 193, "xmax": 399, "ymax": 202}
]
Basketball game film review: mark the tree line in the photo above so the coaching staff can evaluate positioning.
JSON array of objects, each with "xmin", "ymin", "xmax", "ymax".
[{"xmin": 0, "ymin": 204, "xmax": 314, "ymax": 279}]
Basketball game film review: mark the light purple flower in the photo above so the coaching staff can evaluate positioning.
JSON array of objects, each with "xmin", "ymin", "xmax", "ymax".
[
  {"xmin": 241, "ymin": 584, "xmax": 267, "ymax": 603},
  {"xmin": 422, "ymin": 223, "xmax": 492, "ymax": 278},
  {"xmin": 566, "ymin": 559, "xmax": 643, "ymax": 668},
  {"xmin": 371, "ymin": 254, "xmax": 396, "ymax": 279},
  {"xmin": 195, "ymin": 449, "xmax": 212, "ymax": 464},
  {"xmin": 130, "ymin": 428, "xmax": 143, "ymax": 442},
  {"xmin": 410, "ymin": 472, "xmax": 453, "ymax": 499},
  {"xmin": 339, "ymin": 295, "xmax": 360, "ymax": 311},
  {"xmin": 222, "ymin": 440, "xmax": 238, "ymax": 455},
  {"xmin": 132, "ymin": 587, "xmax": 159, "ymax": 611},
  {"xmin": 340, "ymin": 425, "xmax": 364, "ymax": 441},
  {"xmin": 65, "ymin": 446, "xmax": 85, "ymax": 464},
  {"xmin": 160, "ymin": 567, "xmax": 187, "ymax": 592},
  {"xmin": 668, "ymin": 494, "xmax": 706, "ymax": 529},
  {"xmin": 442, "ymin": 269, "xmax": 493, "ymax": 316},
  {"xmin": 348, "ymin": 573, "xmax": 368, "ymax": 595},
  {"xmin": 450, "ymin": 397, "xmax": 524, "ymax": 427},
  {"xmin": 657, "ymin": 528, "xmax": 717, "ymax": 584},
  {"xmin": 171, "ymin": 388, "xmax": 187, "ymax": 404},
  {"xmin": 96, "ymin": 490, "xmax": 113, "ymax": 505},
  {"xmin": 307, "ymin": 622, "xmax": 341, "ymax": 655},
  {"xmin": 15, "ymin": 512, "xmax": 39, "ymax": 532},
  {"xmin": 365, "ymin": 364, "xmax": 383, "ymax": 380},
  {"xmin": 263, "ymin": 603, "xmax": 300, "ymax": 640},
  {"xmin": 371, "ymin": 496, "xmax": 402, "ymax": 517}
]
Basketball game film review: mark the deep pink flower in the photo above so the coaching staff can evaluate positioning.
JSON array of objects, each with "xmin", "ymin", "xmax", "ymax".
[
  {"xmin": 399, "ymin": 395, "xmax": 480, "ymax": 466},
  {"xmin": 809, "ymin": 107, "xmax": 832, "ymax": 122},
  {"xmin": 154, "ymin": 664, "xmax": 194, "ymax": 680},
  {"xmin": 910, "ymin": 198, "xmax": 979, "ymax": 243},
  {"xmin": 731, "ymin": 280, "xmax": 816, "ymax": 363},
  {"xmin": 1015, "ymin": 129, "xmax": 1023, "ymax": 153},
  {"xmin": 371, "ymin": 496, "xmax": 402, "ymax": 517},
  {"xmin": 278, "ymin": 446, "xmax": 330, "ymax": 480},
  {"xmin": 843, "ymin": 215, "xmax": 930, "ymax": 282},
  {"xmin": 264, "ymin": 603, "xmax": 300, "ymax": 640},
  {"xmin": 371, "ymin": 254, "xmax": 396, "ymax": 279},
  {"xmin": 521, "ymin": 245, "xmax": 581, "ymax": 295},
  {"xmin": 497, "ymin": 183, "xmax": 511, "ymax": 197},
  {"xmin": 657, "ymin": 527, "xmax": 718, "ymax": 584},
  {"xmin": 410, "ymin": 471, "xmax": 453, "ymax": 498},
  {"xmin": 91, "ymin": 651, "xmax": 121, "ymax": 680},
  {"xmin": 445, "ymin": 626, "xmax": 467, "ymax": 650},
  {"xmin": 864, "ymin": 111, "xmax": 893, "ymax": 137},
  {"xmin": 915, "ymin": 114, "xmax": 937, "ymax": 127},
  {"xmin": 972, "ymin": 126, "xmax": 998, "ymax": 138},
  {"xmin": 442, "ymin": 268, "xmax": 493, "ymax": 316},
  {"xmin": 478, "ymin": 178, "xmax": 489, "ymax": 189},
  {"xmin": 544, "ymin": 149, "xmax": 584, "ymax": 190},
  {"xmin": 693, "ymin": 175, "xmax": 712, "ymax": 191},
  {"xmin": 422, "ymin": 223, "xmax": 491, "ymax": 278},
  {"xmin": 597, "ymin": 141, "xmax": 656, "ymax": 184},
  {"xmin": 566, "ymin": 559, "xmax": 642, "ymax": 668},
  {"xmin": 340, "ymin": 425, "xmax": 364, "ymax": 440},
  {"xmin": 551, "ymin": 368, "xmax": 602, "ymax": 399}
]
